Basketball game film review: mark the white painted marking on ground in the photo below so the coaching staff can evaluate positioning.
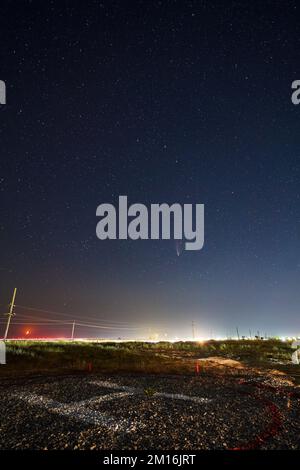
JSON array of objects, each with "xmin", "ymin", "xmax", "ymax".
[
  {"xmin": 91, "ymin": 380, "xmax": 212, "ymax": 403},
  {"xmin": 89, "ymin": 380, "xmax": 136, "ymax": 393},
  {"xmin": 154, "ymin": 392, "xmax": 211, "ymax": 403},
  {"xmin": 12, "ymin": 379, "xmax": 213, "ymax": 432},
  {"xmin": 13, "ymin": 390, "xmax": 134, "ymax": 431}
]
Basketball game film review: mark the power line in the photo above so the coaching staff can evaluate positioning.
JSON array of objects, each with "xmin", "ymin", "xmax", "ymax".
[
  {"xmin": 1, "ymin": 299, "xmax": 145, "ymax": 339},
  {"xmin": 14, "ymin": 304, "xmax": 138, "ymax": 326},
  {"xmin": 0, "ymin": 322, "xmax": 73, "ymax": 326},
  {"xmin": 70, "ymin": 322, "xmax": 142, "ymax": 330},
  {"xmin": 10, "ymin": 315, "xmax": 74, "ymax": 324},
  {"xmin": 0, "ymin": 320, "xmax": 142, "ymax": 330},
  {"xmin": 16, "ymin": 312, "xmax": 139, "ymax": 329},
  {"xmin": 15, "ymin": 304, "xmax": 132, "ymax": 323}
]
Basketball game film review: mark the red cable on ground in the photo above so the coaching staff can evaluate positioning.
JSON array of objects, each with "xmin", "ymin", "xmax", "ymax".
[{"xmin": 230, "ymin": 379, "xmax": 299, "ymax": 450}]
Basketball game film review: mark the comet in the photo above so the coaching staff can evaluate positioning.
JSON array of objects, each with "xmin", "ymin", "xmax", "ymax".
[{"xmin": 175, "ymin": 240, "xmax": 183, "ymax": 256}]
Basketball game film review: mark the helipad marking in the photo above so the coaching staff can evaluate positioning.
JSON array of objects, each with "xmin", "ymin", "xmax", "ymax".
[
  {"xmin": 13, "ymin": 390, "xmax": 134, "ymax": 431},
  {"xmin": 154, "ymin": 392, "xmax": 211, "ymax": 403},
  {"xmin": 89, "ymin": 380, "xmax": 136, "ymax": 393},
  {"xmin": 13, "ymin": 379, "xmax": 212, "ymax": 432},
  {"xmin": 90, "ymin": 380, "xmax": 212, "ymax": 403}
]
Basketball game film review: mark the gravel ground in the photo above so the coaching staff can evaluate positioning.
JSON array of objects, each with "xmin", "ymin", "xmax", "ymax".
[{"xmin": 0, "ymin": 373, "xmax": 299, "ymax": 450}]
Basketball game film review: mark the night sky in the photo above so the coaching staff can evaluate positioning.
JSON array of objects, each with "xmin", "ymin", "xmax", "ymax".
[{"xmin": 1, "ymin": 0, "xmax": 300, "ymax": 339}]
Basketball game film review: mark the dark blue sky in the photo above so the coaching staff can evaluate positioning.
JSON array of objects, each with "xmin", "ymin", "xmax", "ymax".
[{"xmin": 1, "ymin": 0, "xmax": 300, "ymax": 339}]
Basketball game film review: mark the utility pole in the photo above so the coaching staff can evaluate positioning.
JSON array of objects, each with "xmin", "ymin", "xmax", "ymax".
[
  {"xmin": 249, "ymin": 329, "xmax": 252, "ymax": 339},
  {"xmin": 71, "ymin": 320, "xmax": 76, "ymax": 340},
  {"xmin": 192, "ymin": 321, "xmax": 195, "ymax": 340},
  {"xmin": 4, "ymin": 288, "xmax": 17, "ymax": 340},
  {"xmin": 236, "ymin": 326, "xmax": 240, "ymax": 340}
]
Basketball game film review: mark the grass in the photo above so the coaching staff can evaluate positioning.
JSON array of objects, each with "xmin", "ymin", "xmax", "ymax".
[
  {"xmin": 0, "ymin": 339, "xmax": 297, "ymax": 378},
  {"xmin": 1, "ymin": 341, "xmax": 190, "ymax": 376}
]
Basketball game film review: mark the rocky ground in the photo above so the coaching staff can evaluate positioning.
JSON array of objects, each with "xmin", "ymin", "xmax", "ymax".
[{"xmin": 0, "ymin": 370, "xmax": 299, "ymax": 450}]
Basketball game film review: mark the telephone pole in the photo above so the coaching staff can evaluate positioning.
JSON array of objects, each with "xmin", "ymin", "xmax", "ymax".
[
  {"xmin": 236, "ymin": 326, "xmax": 240, "ymax": 340},
  {"xmin": 192, "ymin": 321, "xmax": 195, "ymax": 340},
  {"xmin": 4, "ymin": 288, "xmax": 17, "ymax": 340},
  {"xmin": 71, "ymin": 320, "xmax": 76, "ymax": 340}
]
